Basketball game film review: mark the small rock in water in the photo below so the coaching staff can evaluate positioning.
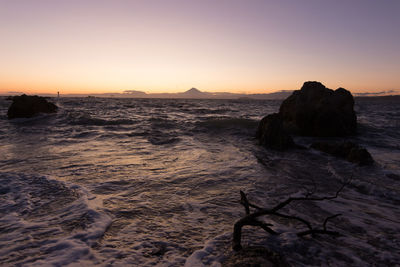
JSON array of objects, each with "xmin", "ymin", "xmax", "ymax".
[
  {"xmin": 311, "ymin": 141, "xmax": 374, "ymax": 165},
  {"xmin": 7, "ymin": 94, "xmax": 58, "ymax": 119},
  {"xmin": 347, "ymin": 146, "xmax": 374, "ymax": 165}
]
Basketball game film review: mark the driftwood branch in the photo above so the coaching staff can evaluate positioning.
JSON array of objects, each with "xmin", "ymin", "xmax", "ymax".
[
  {"xmin": 240, "ymin": 190, "xmax": 250, "ymax": 215},
  {"xmin": 233, "ymin": 182, "xmax": 348, "ymax": 251}
]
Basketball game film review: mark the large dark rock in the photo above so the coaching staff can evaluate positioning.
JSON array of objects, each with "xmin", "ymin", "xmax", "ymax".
[
  {"xmin": 256, "ymin": 113, "xmax": 295, "ymax": 150},
  {"xmin": 279, "ymin": 81, "xmax": 356, "ymax": 136},
  {"xmin": 311, "ymin": 141, "xmax": 373, "ymax": 165},
  {"xmin": 7, "ymin": 94, "xmax": 58, "ymax": 119}
]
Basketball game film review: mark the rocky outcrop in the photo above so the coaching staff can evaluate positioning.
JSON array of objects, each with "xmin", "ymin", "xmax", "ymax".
[
  {"xmin": 7, "ymin": 94, "xmax": 58, "ymax": 119},
  {"xmin": 279, "ymin": 81, "xmax": 357, "ymax": 136},
  {"xmin": 256, "ymin": 81, "xmax": 357, "ymax": 150},
  {"xmin": 256, "ymin": 113, "xmax": 295, "ymax": 150},
  {"xmin": 311, "ymin": 141, "xmax": 373, "ymax": 165}
]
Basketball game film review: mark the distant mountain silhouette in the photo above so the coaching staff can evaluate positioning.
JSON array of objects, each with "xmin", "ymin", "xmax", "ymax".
[
  {"xmin": 183, "ymin": 88, "xmax": 202, "ymax": 94},
  {"xmin": 144, "ymin": 88, "xmax": 209, "ymax": 99},
  {"xmin": 181, "ymin": 88, "xmax": 211, "ymax": 98}
]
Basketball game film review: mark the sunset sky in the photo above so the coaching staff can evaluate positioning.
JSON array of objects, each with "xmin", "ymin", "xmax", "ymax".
[{"xmin": 0, "ymin": 0, "xmax": 399, "ymax": 95}]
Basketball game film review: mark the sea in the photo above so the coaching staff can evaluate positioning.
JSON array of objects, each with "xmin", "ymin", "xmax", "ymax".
[{"xmin": 0, "ymin": 96, "xmax": 399, "ymax": 266}]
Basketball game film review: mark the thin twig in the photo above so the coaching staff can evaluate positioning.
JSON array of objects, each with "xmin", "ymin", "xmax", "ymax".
[
  {"xmin": 272, "ymin": 212, "xmax": 312, "ymax": 230},
  {"xmin": 323, "ymin": 214, "xmax": 341, "ymax": 231},
  {"xmin": 271, "ymin": 183, "xmax": 346, "ymax": 212}
]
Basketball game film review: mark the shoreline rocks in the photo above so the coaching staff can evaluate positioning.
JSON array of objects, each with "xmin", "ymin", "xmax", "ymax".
[
  {"xmin": 7, "ymin": 94, "xmax": 58, "ymax": 119},
  {"xmin": 256, "ymin": 81, "xmax": 373, "ymax": 164},
  {"xmin": 311, "ymin": 141, "xmax": 374, "ymax": 165},
  {"xmin": 257, "ymin": 81, "xmax": 357, "ymax": 150},
  {"xmin": 279, "ymin": 81, "xmax": 357, "ymax": 137}
]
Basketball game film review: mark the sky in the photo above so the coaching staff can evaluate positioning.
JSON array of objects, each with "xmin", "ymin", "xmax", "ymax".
[{"xmin": 0, "ymin": 0, "xmax": 399, "ymax": 95}]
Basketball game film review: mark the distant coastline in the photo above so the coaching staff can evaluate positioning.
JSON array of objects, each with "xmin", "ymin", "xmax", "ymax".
[{"xmin": 1, "ymin": 87, "xmax": 399, "ymax": 100}]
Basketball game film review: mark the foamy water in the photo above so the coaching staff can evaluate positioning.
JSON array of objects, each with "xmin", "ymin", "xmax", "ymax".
[{"xmin": 0, "ymin": 97, "xmax": 399, "ymax": 266}]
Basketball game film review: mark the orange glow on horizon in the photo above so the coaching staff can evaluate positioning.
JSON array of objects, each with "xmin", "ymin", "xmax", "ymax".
[{"xmin": 1, "ymin": 1, "xmax": 399, "ymax": 96}]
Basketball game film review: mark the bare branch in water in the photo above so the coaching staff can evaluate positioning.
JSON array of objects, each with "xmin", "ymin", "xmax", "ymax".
[{"xmin": 233, "ymin": 181, "xmax": 348, "ymax": 251}]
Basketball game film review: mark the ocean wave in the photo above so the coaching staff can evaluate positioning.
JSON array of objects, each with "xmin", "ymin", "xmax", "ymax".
[
  {"xmin": 0, "ymin": 172, "xmax": 112, "ymax": 266},
  {"xmin": 196, "ymin": 117, "xmax": 258, "ymax": 130},
  {"xmin": 194, "ymin": 118, "xmax": 259, "ymax": 139},
  {"xmin": 7, "ymin": 113, "xmax": 57, "ymax": 124},
  {"xmin": 188, "ymin": 107, "xmax": 233, "ymax": 115},
  {"xmin": 149, "ymin": 117, "xmax": 178, "ymax": 129},
  {"xmin": 184, "ymin": 232, "xmax": 231, "ymax": 266},
  {"xmin": 148, "ymin": 136, "xmax": 181, "ymax": 145},
  {"xmin": 68, "ymin": 114, "xmax": 138, "ymax": 126}
]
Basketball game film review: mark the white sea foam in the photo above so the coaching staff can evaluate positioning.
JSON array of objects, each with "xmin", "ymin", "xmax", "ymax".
[
  {"xmin": 0, "ymin": 173, "xmax": 112, "ymax": 266},
  {"xmin": 184, "ymin": 233, "xmax": 231, "ymax": 267}
]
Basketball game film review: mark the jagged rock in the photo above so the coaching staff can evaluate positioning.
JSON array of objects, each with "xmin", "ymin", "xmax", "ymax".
[
  {"xmin": 256, "ymin": 113, "xmax": 295, "ymax": 150},
  {"xmin": 347, "ymin": 146, "xmax": 374, "ymax": 165},
  {"xmin": 7, "ymin": 94, "xmax": 58, "ymax": 119},
  {"xmin": 279, "ymin": 81, "xmax": 357, "ymax": 136},
  {"xmin": 311, "ymin": 141, "xmax": 373, "ymax": 165}
]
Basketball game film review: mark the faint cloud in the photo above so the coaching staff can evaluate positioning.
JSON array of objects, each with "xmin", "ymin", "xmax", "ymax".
[
  {"xmin": 355, "ymin": 90, "xmax": 399, "ymax": 96},
  {"xmin": 123, "ymin": 90, "xmax": 147, "ymax": 95}
]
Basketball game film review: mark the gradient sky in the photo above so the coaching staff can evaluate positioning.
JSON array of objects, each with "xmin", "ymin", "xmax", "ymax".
[{"xmin": 0, "ymin": 0, "xmax": 399, "ymax": 94}]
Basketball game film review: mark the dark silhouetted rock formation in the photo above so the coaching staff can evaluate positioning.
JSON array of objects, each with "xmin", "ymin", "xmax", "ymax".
[
  {"xmin": 7, "ymin": 94, "xmax": 58, "ymax": 119},
  {"xmin": 256, "ymin": 113, "xmax": 295, "ymax": 150},
  {"xmin": 256, "ymin": 81, "xmax": 359, "ymax": 151},
  {"xmin": 311, "ymin": 141, "xmax": 373, "ymax": 165},
  {"xmin": 279, "ymin": 81, "xmax": 357, "ymax": 136}
]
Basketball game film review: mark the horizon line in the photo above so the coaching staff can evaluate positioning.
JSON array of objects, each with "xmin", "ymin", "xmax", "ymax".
[{"xmin": 1, "ymin": 87, "xmax": 399, "ymax": 99}]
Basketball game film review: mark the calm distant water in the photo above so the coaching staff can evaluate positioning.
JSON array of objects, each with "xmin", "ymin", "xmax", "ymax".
[{"xmin": 0, "ymin": 97, "xmax": 399, "ymax": 266}]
